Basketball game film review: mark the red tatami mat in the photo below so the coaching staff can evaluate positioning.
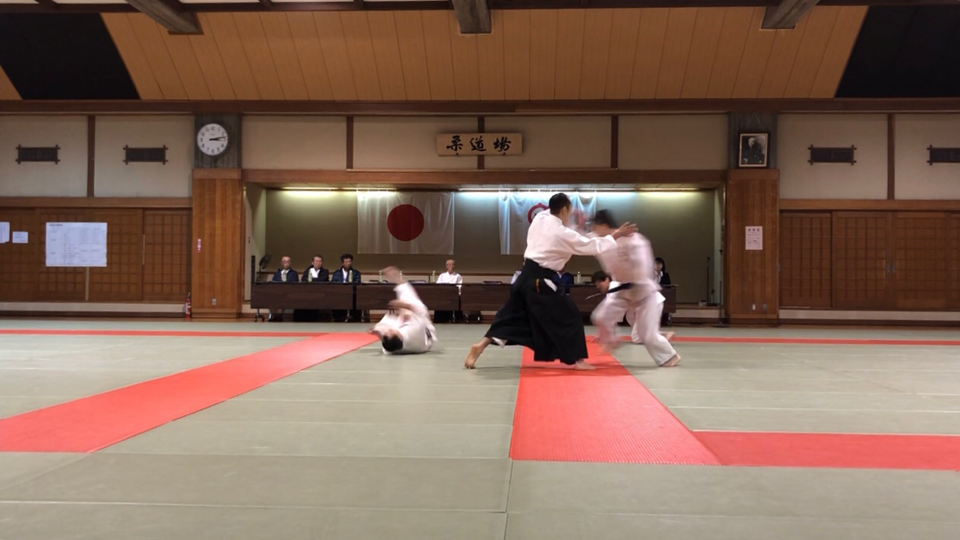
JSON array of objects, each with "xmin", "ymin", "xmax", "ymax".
[
  {"xmin": 0, "ymin": 333, "xmax": 376, "ymax": 453},
  {"xmin": 509, "ymin": 345, "xmax": 720, "ymax": 465},
  {"xmin": 696, "ymin": 431, "xmax": 960, "ymax": 471},
  {"xmin": 0, "ymin": 329, "xmax": 324, "ymax": 338}
]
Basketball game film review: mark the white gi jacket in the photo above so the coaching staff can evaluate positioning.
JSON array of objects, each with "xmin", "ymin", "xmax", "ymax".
[{"xmin": 373, "ymin": 283, "xmax": 436, "ymax": 355}]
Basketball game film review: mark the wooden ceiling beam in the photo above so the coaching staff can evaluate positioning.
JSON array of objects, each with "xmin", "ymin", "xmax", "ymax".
[
  {"xmin": 450, "ymin": 0, "xmax": 491, "ymax": 34},
  {"xmin": 762, "ymin": 0, "xmax": 820, "ymax": 29},
  {"xmin": 6, "ymin": 98, "xmax": 960, "ymax": 115},
  {"xmin": 124, "ymin": 0, "xmax": 202, "ymax": 35}
]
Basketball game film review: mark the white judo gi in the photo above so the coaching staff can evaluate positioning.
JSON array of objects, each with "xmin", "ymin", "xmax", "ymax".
[
  {"xmin": 590, "ymin": 233, "xmax": 677, "ymax": 366},
  {"xmin": 372, "ymin": 283, "xmax": 436, "ymax": 355}
]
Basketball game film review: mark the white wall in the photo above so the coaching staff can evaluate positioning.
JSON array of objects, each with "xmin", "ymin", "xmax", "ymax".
[
  {"xmin": 243, "ymin": 116, "xmax": 347, "ymax": 170},
  {"xmin": 353, "ymin": 117, "xmax": 476, "ymax": 170},
  {"xmin": 895, "ymin": 114, "xmax": 960, "ymax": 200},
  {"xmin": 778, "ymin": 114, "xmax": 887, "ymax": 199},
  {"xmin": 619, "ymin": 115, "xmax": 728, "ymax": 170},
  {"xmin": 484, "ymin": 116, "xmax": 610, "ymax": 169},
  {"xmin": 0, "ymin": 116, "xmax": 87, "ymax": 197},
  {"xmin": 94, "ymin": 116, "xmax": 193, "ymax": 197}
]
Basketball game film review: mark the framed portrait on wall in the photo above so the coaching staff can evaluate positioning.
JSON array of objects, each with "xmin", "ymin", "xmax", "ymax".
[{"xmin": 738, "ymin": 133, "xmax": 768, "ymax": 168}]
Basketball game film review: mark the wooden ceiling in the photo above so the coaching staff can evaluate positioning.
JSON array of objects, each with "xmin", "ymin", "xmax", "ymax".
[
  {"xmin": 100, "ymin": 6, "xmax": 866, "ymax": 102},
  {"xmin": 0, "ymin": 65, "xmax": 18, "ymax": 100}
]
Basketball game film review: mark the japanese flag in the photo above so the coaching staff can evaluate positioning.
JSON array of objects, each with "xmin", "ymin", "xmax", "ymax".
[
  {"xmin": 497, "ymin": 193, "xmax": 596, "ymax": 255},
  {"xmin": 358, "ymin": 192, "xmax": 454, "ymax": 254}
]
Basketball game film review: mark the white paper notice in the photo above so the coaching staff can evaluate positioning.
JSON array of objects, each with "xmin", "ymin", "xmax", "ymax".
[
  {"xmin": 745, "ymin": 226, "xmax": 763, "ymax": 251},
  {"xmin": 12, "ymin": 231, "xmax": 28, "ymax": 244},
  {"xmin": 0, "ymin": 222, "xmax": 9, "ymax": 243},
  {"xmin": 45, "ymin": 222, "xmax": 108, "ymax": 267}
]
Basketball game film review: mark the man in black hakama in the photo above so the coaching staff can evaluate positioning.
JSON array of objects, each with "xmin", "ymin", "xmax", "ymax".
[{"xmin": 464, "ymin": 193, "xmax": 636, "ymax": 370}]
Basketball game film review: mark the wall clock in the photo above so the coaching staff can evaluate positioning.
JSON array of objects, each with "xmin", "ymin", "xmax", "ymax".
[{"xmin": 197, "ymin": 123, "xmax": 229, "ymax": 156}]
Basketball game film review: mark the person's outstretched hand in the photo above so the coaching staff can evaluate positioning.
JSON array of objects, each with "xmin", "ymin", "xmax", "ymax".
[{"xmin": 612, "ymin": 222, "xmax": 637, "ymax": 239}]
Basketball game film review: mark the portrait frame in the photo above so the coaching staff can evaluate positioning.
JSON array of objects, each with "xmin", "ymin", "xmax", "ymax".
[{"xmin": 738, "ymin": 132, "xmax": 769, "ymax": 168}]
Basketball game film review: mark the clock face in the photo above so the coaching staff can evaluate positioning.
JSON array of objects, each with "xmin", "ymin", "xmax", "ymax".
[{"xmin": 197, "ymin": 123, "xmax": 229, "ymax": 156}]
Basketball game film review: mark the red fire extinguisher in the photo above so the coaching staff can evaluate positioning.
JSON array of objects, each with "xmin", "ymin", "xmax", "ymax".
[{"xmin": 185, "ymin": 292, "xmax": 192, "ymax": 319}]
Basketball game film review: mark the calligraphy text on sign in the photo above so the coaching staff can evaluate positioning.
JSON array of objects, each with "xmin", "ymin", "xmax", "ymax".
[{"xmin": 437, "ymin": 133, "xmax": 522, "ymax": 156}]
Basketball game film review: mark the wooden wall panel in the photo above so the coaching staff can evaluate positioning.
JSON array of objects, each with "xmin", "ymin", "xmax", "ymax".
[
  {"xmin": 0, "ymin": 209, "xmax": 38, "ymax": 301},
  {"xmin": 102, "ymin": 8, "xmax": 857, "ymax": 103},
  {"xmin": 832, "ymin": 212, "xmax": 892, "ymax": 310},
  {"xmin": 725, "ymin": 169, "xmax": 779, "ymax": 323},
  {"xmin": 144, "ymin": 210, "xmax": 191, "ymax": 302},
  {"xmin": 779, "ymin": 213, "xmax": 832, "ymax": 308},
  {"xmin": 88, "ymin": 210, "xmax": 144, "ymax": 302},
  {"xmin": 0, "ymin": 64, "xmax": 21, "ymax": 100},
  {"xmin": 950, "ymin": 215, "xmax": 960, "ymax": 309},
  {"xmin": 191, "ymin": 171, "xmax": 244, "ymax": 317},
  {"xmin": 35, "ymin": 210, "xmax": 88, "ymax": 302},
  {"xmin": 893, "ymin": 213, "xmax": 952, "ymax": 310}
]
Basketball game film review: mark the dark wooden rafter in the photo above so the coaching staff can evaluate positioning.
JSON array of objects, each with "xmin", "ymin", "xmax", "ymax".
[
  {"xmin": 762, "ymin": 0, "xmax": 820, "ymax": 29},
  {"xmin": 124, "ymin": 0, "xmax": 201, "ymax": 35},
  {"xmin": 451, "ymin": 0, "xmax": 491, "ymax": 34}
]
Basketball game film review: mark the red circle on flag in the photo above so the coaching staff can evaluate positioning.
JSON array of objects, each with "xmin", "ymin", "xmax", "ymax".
[
  {"xmin": 527, "ymin": 203, "xmax": 548, "ymax": 223},
  {"xmin": 387, "ymin": 204, "xmax": 425, "ymax": 241}
]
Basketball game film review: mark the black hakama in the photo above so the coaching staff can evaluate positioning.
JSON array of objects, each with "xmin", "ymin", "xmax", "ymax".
[{"xmin": 485, "ymin": 259, "xmax": 588, "ymax": 365}]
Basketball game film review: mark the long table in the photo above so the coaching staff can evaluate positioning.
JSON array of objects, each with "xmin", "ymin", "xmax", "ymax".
[{"xmin": 252, "ymin": 282, "xmax": 677, "ymax": 314}]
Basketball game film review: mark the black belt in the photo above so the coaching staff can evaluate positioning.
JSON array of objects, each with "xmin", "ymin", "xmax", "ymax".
[{"xmin": 607, "ymin": 282, "xmax": 634, "ymax": 294}]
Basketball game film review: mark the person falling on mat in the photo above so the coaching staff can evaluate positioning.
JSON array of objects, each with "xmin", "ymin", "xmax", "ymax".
[
  {"xmin": 588, "ymin": 210, "xmax": 680, "ymax": 367},
  {"xmin": 369, "ymin": 266, "xmax": 436, "ymax": 355},
  {"xmin": 464, "ymin": 193, "xmax": 637, "ymax": 370}
]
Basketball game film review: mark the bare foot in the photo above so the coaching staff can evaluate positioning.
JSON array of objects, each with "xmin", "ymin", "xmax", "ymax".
[
  {"xmin": 464, "ymin": 343, "xmax": 484, "ymax": 369},
  {"xmin": 660, "ymin": 354, "xmax": 682, "ymax": 368},
  {"xmin": 574, "ymin": 360, "xmax": 596, "ymax": 370},
  {"xmin": 662, "ymin": 331, "xmax": 676, "ymax": 342}
]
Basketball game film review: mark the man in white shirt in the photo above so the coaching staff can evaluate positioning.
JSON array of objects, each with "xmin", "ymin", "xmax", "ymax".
[
  {"xmin": 370, "ymin": 266, "xmax": 436, "ymax": 355},
  {"xmin": 268, "ymin": 256, "xmax": 298, "ymax": 322},
  {"xmin": 588, "ymin": 210, "xmax": 680, "ymax": 367},
  {"xmin": 464, "ymin": 193, "xmax": 636, "ymax": 370},
  {"xmin": 436, "ymin": 259, "xmax": 462, "ymax": 285},
  {"xmin": 435, "ymin": 259, "xmax": 463, "ymax": 323}
]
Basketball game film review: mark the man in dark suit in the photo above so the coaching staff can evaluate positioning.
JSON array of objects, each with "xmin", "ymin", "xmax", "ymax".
[
  {"xmin": 302, "ymin": 254, "xmax": 329, "ymax": 283},
  {"xmin": 269, "ymin": 256, "xmax": 298, "ymax": 322},
  {"xmin": 331, "ymin": 253, "xmax": 362, "ymax": 321}
]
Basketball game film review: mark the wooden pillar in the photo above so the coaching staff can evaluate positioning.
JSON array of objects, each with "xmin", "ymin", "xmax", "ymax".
[
  {"xmin": 191, "ymin": 168, "xmax": 244, "ymax": 318},
  {"xmin": 725, "ymin": 169, "xmax": 780, "ymax": 324}
]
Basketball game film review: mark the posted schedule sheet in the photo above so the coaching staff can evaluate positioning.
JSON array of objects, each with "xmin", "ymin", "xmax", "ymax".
[{"xmin": 46, "ymin": 222, "xmax": 108, "ymax": 267}]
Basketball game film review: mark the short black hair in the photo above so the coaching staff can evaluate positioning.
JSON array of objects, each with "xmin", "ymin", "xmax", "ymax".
[
  {"xmin": 592, "ymin": 270, "xmax": 610, "ymax": 284},
  {"xmin": 341, "ymin": 253, "xmax": 353, "ymax": 262},
  {"xmin": 382, "ymin": 335, "xmax": 403, "ymax": 352},
  {"xmin": 549, "ymin": 193, "xmax": 571, "ymax": 215},
  {"xmin": 313, "ymin": 254, "xmax": 323, "ymax": 260},
  {"xmin": 592, "ymin": 209, "xmax": 617, "ymax": 229},
  {"xmin": 655, "ymin": 257, "xmax": 666, "ymax": 271}
]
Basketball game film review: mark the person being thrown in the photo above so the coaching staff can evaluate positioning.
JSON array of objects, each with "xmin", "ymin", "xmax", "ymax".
[
  {"xmin": 464, "ymin": 193, "xmax": 637, "ymax": 370},
  {"xmin": 369, "ymin": 266, "xmax": 436, "ymax": 355}
]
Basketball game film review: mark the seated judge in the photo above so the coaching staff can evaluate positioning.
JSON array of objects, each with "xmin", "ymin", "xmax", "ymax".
[
  {"xmin": 655, "ymin": 257, "xmax": 672, "ymax": 327},
  {"xmin": 434, "ymin": 259, "xmax": 463, "ymax": 323},
  {"xmin": 268, "ymin": 256, "xmax": 297, "ymax": 322},
  {"xmin": 331, "ymin": 253, "xmax": 362, "ymax": 322},
  {"xmin": 558, "ymin": 271, "xmax": 574, "ymax": 294},
  {"xmin": 303, "ymin": 254, "xmax": 329, "ymax": 283}
]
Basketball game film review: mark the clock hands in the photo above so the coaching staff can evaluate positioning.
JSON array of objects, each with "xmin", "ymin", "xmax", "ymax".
[{"xmin": 208, "ymin": 136, "xmax": 226, "ymax": 141}]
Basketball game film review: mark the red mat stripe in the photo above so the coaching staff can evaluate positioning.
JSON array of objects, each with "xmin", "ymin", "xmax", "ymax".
[
  {"xmin": 696, "ymin": 431, "xmax": 960, "ymax": 471},
  {"xmin": 616, "ymin": 335, "xmax": 960, "ymax": 346},
  {"xmin": 0, "ymin": 329, "xmax": 325, "ymax": 338},
  {"xmin": 0, "ymin": 333, "xmax": 377, "ymax": 453},
  {"xmin": 509, "ymin": 345, "xmax": 720, "ymax": 465}
]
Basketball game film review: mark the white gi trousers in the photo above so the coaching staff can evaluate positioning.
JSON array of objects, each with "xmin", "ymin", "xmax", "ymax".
[{"xmin": 591, "ymin": 289, "xmax": 676, "ymax": 366}]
